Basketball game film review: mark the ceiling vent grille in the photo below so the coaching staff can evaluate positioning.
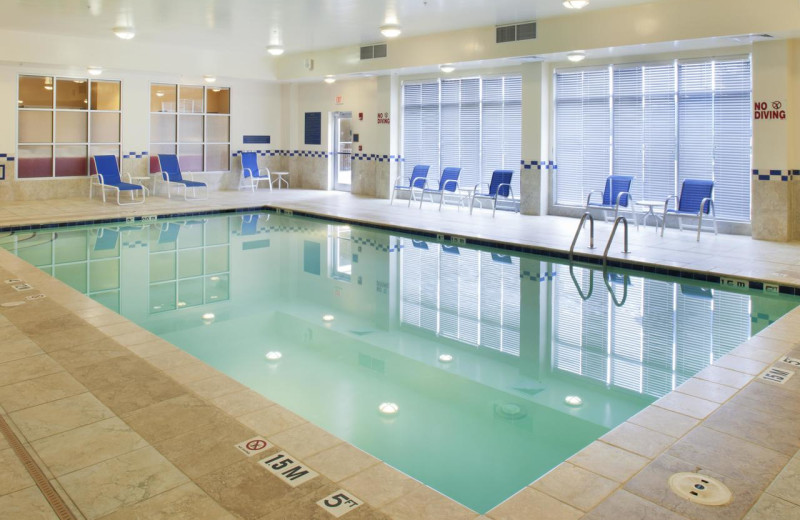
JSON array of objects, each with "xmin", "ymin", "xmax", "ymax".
[
  {"xmin": 496, "ymin": 22, "xmax": 536, "ymax": 43},
  {"xmin": 360, "ymin": 43, "xmax": 388, "ymax": 60}
]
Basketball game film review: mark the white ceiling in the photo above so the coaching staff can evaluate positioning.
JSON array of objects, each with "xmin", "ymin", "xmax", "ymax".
[{"xmin": 4, "ymin": 0, "xmax": 658, "ymax": 55}]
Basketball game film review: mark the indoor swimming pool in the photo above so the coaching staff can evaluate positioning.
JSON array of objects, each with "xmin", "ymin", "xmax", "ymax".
[{"xmin": 2, "ymin": 211, "xmax": 797, "ymax": 513}]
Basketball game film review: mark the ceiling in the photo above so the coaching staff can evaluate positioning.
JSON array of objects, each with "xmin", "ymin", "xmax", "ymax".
[{"xmin": 3, "ymin": 0, "xmax": 659, "ymax": 55}]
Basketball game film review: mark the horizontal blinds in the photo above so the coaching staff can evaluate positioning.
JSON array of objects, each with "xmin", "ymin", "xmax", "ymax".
[
  {"xmin": 555, "ymin": 57, "xmax": 750, "ymax": 221},
  {"xmin": 402, "ymin": 75, "xmax": 521, "ymax": 196}
]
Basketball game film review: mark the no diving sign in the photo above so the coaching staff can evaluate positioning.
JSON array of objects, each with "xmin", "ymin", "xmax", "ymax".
[{"xmin": 234, "ymin": 436, "xmax": 272, "ymax": 456}]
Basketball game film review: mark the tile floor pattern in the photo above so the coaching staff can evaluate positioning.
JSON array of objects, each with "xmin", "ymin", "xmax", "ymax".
[{"xmin": 0, "ymin": 189, "xmax": 798, "ymax": 519}]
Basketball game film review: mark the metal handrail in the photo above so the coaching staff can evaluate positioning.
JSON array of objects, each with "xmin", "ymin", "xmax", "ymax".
[
  {"xmin": 603, "ymin": 216, "xmax": 630, "ymax": 268},
  {"xmin": 569, "ymin": 212, "xmax": 595, "ymax": 262},
  {"xmin": 569, "ymin": 264, "xmax": 594, "ymax": 301},
  {"xmin": 603, "ymin": 272, "xmax": 629, "ymax": 307}
]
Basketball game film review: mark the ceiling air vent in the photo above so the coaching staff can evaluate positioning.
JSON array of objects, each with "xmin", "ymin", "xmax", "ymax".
[
  {"xmin": 496, "ymin": 21, "xmax": 537, "ymax": 43},
  {"xmin": 360, "ymin": 43, "xmax": 388, "ymax": 60}
]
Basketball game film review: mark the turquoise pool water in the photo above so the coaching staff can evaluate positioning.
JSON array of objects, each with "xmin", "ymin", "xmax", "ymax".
[{"xmin": 3, "ymin": 212, "xmax": 797, "ymax": 513}]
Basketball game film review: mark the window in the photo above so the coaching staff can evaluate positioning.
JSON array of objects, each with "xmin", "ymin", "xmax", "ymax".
[
  {"xmin": 402, "ymin": 75, "xmax": 522, "ymax": 197},
  {"xmin": 17, "ymin": 75, "xmax": 121, "ymax": 178},
  {"xmin": 554, "ymin": 58, "xmax": 751, "ymax": 221},
  {"xmin": 328, "ymin": 225, "xmax": 352, "ymax": 282},
  {"xmin": 150, "ymin": 84, "xmax": 230, "ymax": 172}
]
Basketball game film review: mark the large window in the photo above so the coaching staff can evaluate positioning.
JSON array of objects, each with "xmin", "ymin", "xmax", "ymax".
[
  {"xmin": 150, "ymin": 84, "xmax": 230, "ymax": 172},
  {"xmin": 17, "ymin": 75, "xmax": 121, "ymax": 178},
  {"xmin": 554, "ymin": 58, "xmax": 751, "ymax": 221},
  {"xmin": 402, "ymin": 75, "xmax": 521, "ymax": 196}
]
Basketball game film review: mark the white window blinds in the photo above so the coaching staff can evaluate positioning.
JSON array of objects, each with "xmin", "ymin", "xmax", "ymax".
[
  {"xmin": 555, "ymin": 57, "xmax": 751, "ymax": 221},
  {"xmin": 402, "ymin": 75, "xmax": 522, "ymax": 195}
]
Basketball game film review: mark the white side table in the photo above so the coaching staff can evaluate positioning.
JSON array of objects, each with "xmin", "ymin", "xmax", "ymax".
[
  {"xmin": 635, "ymin": 200, "xmax": 665, "ymax": 230},
  {"xmin": 271, "ymin": 171, "xmax": 290, "ymax": 189}
]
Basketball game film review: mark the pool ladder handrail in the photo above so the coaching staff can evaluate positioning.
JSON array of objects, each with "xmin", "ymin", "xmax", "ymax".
[
  {"xmin": 602, "ymin": 216, "xmax": 630, "ymax": 268},
  {"xmin": 569, "ymin": 264, "xmax": 594, "ymax": 301},
  {"xmin": 569, "ymin": 212, "xmax": 595, "ymax": 263}
]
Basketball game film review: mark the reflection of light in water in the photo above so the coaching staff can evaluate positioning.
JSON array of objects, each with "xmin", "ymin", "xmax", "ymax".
[
  {"xmin": 564, "ymin": 395, "xmax": 583, "ymax": 407},
  {"xmin": 322, "ymin": 314, "xmax": 335, "ymax": 322},
  {"xmin": 378, "ymin": 402, "xmax": 399, "ymax": 415},
  {"xmin": 438, "ymin": 354, "xmax": 453, "ymax": 363},
  {"xmin": 202, "ymin": 312, "xmax": 215, "ymax": 324},
  {"xmin": 265, "ymin": 351, "xmax": 282, "ymax": 361}
]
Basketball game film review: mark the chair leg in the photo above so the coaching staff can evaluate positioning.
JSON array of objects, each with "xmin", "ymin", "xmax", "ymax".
[
  {"xmin": 696, "ymin": 212, "xmax": 703, "ymax": 242},
  {"xmin": 492, "ymin": 195, "xmax": 498, "ymax": 218},
  {"xmin": 469, "ymin": 193, "xmax": 477, "ymax": 215},
  {"xmin": 390, "ymin": 188, "xmax": 396, "ymax": 205}
]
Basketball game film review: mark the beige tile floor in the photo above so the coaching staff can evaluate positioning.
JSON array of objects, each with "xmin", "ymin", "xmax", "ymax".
[{"xmin": 0, "ymin": 189, "xmax": 799, "ymax": 519}]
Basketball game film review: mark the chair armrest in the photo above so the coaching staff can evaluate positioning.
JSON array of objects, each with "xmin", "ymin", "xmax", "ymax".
[
  {"xmin": 586, "ymin": 190, "xmax": 603, "ymax": 206},
  {"xmin": 700, "ymin": 197, "xmax": 714, "ymax": 215},
  {"xmin": 96, "ymin": 173, "xmax": 105, "ymax": 185},
  {"xmin": 442, "ymin": 179, "xmax": 459, "ymax": 192},
  {"xmin": 123, "ymin": 172, "xmax": 132, "ymax": 183},
  {"xmin": 393, "ymin": 174, "xmax": 405, "ymax": 188},
  {"xmin": 615, "ymin": 190, "xmax": 632, "ymax": 207},
  {"xmin": 496, "ymin": 183, "xmax": 513, "ymax": 198},
  {"xmin": 663, "ymin": 195, "xmax": 678, "ymax": 213}
]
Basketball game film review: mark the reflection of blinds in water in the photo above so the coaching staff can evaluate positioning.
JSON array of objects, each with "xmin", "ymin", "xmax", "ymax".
[
  {"xmin": 552, "ymin": 266, "xmax": 752, "ymax": 398},
  {"xmin": 399, "ymin": 238, "xmax": 520, "ymax": 356}
]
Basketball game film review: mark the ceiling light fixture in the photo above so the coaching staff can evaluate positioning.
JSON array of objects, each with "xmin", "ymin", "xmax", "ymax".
[
  {"xmin": 156, "ymin": 91, "xmax": 164, "ymax": 97},
  {"xmin": 266, "ymin": 44, "xmax": 285, "ymax": 56},
  {"xmin": 563, "ymin": 0, "xmax": 590, "ymax": 9},
  {"xmin": 203, "ymin": 75, "xmax": 217, "ymax": 83},
  {"xmin": 87, "ymin": 66, "xmax": 103, "ymax": 76},
  {"xmin": 380, "ymin": 23, "xmax": 402, "ymax": 38},
  {"xmin": 211, "ymin": 88, "xmax": 221, "ymax": 92},
  {"xmin": 567, "ymin": 51, "xmax": 586, "ymax": 62},
  {"xmin": 323, "ymin": 76, "xmax": 336, "ymax": 84},
  {"xmin": 112, "ymin": 25, "xmax": 135, "ymax": 40},
  {"xmin": 43, "ymin": 77, "xmax": 53, "ymax": 90},
  {"xmin": 439, "ymin": 64, "xmax": 455, "ymax": 73}
]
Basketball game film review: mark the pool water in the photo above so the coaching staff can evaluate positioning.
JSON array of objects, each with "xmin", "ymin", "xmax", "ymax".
[{"xmin": 3, "ymin": 212, "xmax": 797, "ymax": 513}]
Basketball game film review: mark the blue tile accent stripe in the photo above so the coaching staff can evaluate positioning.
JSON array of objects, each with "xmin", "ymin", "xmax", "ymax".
[
  {"xmin": 520, "ymin": 270, "xmax": 557, "ymax": 282},
  {"xmin": 752, "ymin": 168, "xmax": 797, "ymax": 181},
  {"xmin": 230, "ymin": 150, "xmax": 403, "ymax": 163},
  {"xmin": 521, "ymin": 160, "xmax": 557, "ymax": 171},
  {"xmin": 122, "ymin": 151, "xmax": 149, "ymax": 159}
]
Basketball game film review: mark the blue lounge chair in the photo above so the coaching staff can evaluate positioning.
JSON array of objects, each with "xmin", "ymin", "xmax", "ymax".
[
  {"xmin": 156, "ymin": 154, "xmax": 208, "ymax": 200},
  {"xmin": 390, "ymin": 165, "xmax": 430, "ymax": 206},
  {"xmin": 90, "ymin": 155, "xmax": 147, "ymax": 205},
  {"xmin": 239, "ymin": 151, "xmax": 272, "ymax": 192},
  {"xmin": 470, "ymin": 170, "xmax": 517, "ymax": 217},
  {"xmin": 661, "ymin": 179, "xmax": 717, "ymax": 241},
  {"xmin": 415, "ymin": 167, "xmax": 462, "ymax": 210},
  {"xmin": 586, "ymin": 175, "xmax": 638, "ymax": 229}
]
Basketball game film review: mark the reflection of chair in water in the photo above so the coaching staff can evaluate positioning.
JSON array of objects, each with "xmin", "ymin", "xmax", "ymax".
[
  {"xmin": 157, "ymin": 222, "xmax": 181, "ymax": 244},
  {"xmin": 491, "ymin": 253, "xmax": 513, "ymax": 264},
  {"xmin": 241, "ymin": 214, "xmax": 269, "ymax": 236},
  {"xmin": 94, "ymin": 228, "xmax": 119, "ymax": 251}
]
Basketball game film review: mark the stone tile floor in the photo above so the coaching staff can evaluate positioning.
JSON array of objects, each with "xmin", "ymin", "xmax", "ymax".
[{"xmin": 0, "ymin": 189, "xmax": 799, "ymax": 519}]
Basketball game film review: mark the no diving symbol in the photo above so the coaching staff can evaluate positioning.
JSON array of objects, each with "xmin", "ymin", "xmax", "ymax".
[
  {"xmin": 773, "ymin": 101, "xmax": 782, "ymax": 110},
  {"xmin": 246, "ymin": 439, "xmax": 267, "ymax": 451}
]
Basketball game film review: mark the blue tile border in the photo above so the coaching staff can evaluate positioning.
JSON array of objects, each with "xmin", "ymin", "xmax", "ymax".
[
  {"xmin": 752, "ymin": 169, "xmax": 797, "ymax": 181},
  {"xmin": 521, "ymin": 160, "xmax": 557, "ymax": 171}
]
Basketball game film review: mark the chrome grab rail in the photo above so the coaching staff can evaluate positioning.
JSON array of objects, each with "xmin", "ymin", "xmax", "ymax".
[
  {"xmin": 569, "ymin": 264, "xmax": 594, "ymax": 301},
  {"xmin": 569, "ymin": 212, "xmax": 595, "ymax": 262},
  {"xmin": 603, "ymin": 216, "xmax": 629, "ymax": 268},
  {"xmin": 603, "ymin": 272, "xmax": 629, "ymax": 307}
]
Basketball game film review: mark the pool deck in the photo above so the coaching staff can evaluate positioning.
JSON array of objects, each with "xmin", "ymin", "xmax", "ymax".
[{"xmin": 0, "ymin": 189, "xmax": 799, "ymax": 520}]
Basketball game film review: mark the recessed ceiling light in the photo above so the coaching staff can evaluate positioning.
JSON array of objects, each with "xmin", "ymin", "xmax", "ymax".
[
  {"xmin": 112, "ymin": 25, "xmax": 135, "ymax": 39},
  {"xmin": 211, "ymin": 88, "xmax": 221, "ymax": 92},
  {"xmin": 439, "ymin": 64, "xmax": 455, "ymax": 73},
  {"xmin": 266, "ymin": 44, "xmax": 285, "ymax": 56},
  {"xmin": 323, "ymin": 76, "xmax": 336, "ymax": 84},
  {"xmin": 156, "ymin": 91, "xmax": 164, "ymax": 97},
  {"xmin": 87, "ymin": 66, "xmax": 103, "ymax": 76},
  {"xmin": 563, "ymin": 0, "xmax": 590, "ymax": 9},
  {"xmin": 380, "ymin": 23, "xmax": 402, "ymax": 38},
  {"xmin": 567, "ymin": 51, "xmax": 586, "ymax": 62},
  {"xmin": 203, "ymin": 75, "xmax": 216, "ymax": 83}
]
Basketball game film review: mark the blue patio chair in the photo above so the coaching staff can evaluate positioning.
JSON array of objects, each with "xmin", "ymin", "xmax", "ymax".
[
  {"xmin": 390, "ymin": 165, "xmax": 430, "ymax": 206},
  {"xmin": 239, "ymin": 151, "xmax": 273, "ymax": 192},
  {"xmin": 415, "ymin": 167, "xmax": 462, "ymax": 210},
  {"xmin": 586, "ymin": 175, "xmax": 638, "ymax": 229},
  {"xmin": 469, "ymin": 170, "xmax": 517, "ymax": 217},
  {"xmin": 89, "ymin": 155, "xmax": 147, "ymax": 205},
  {"xmin": 156, "ymin": 154, "xmax": 208, "ymax": 200},
  {"xmin": 661, "ymin": 179, "xmax": 717, "ymax": 241}
]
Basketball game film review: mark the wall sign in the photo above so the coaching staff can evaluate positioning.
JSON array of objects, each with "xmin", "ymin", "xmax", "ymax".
[
  {"xmin": 377, "ymin": 112, "xmax": 390, "ymax": 124},
  {"xmin": 754, "ymin": 101, "xmax": 786, "ymax": 120},
  {"xmin": 243, "ymin": 135, "xmax": 270, "ymax": 144},
  {"xmin": 317, "ymin": 490, "xmax": 363, "ymax": 517},
  {"xmin": 335, "ymin": 96, "xmax": 344, "ymax": 105},
  {"xmin": 305, "ymin": 112, "xmax": 322, "ymax": 145}
]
